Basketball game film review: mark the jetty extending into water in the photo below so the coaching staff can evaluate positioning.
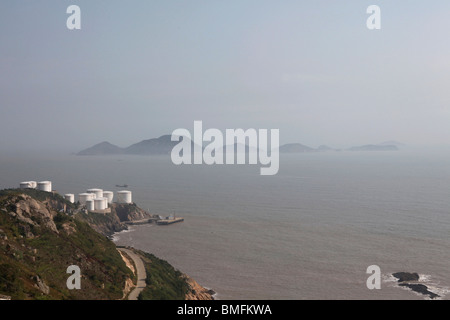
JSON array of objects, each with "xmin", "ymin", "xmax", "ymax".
[
  {"xmin": 124, "ymin": 217, "xmax": 184, "ymax": 226},
  {"xmin": 156, "ymin": 217, "xmax": 184, "ymax": 225},
  {"xmin": 124, "ymin": 218, "xmax": 156, "ymax": 225}
]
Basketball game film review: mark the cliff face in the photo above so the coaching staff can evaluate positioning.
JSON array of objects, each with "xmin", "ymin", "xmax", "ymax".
[
  {"xmin": 0, "ymin": 190, "xmax": 133, "ymax": 300},
  {"xmin": 4, "ymin": 194, "xmax": 58, "ymax": 234},
  {"xmin": 75, "ymin": 203, "xmax": 155, "ymax": 237},
  {"xmin": 75, "ymin": 210, "xmax": 127, "ymax": 237},
  {"xmin": 185, "ymin": 276, "xmax": 215, "ymax": 300},
  {"xmin": 111, "ymin": 203, "xmax": 153, "ymax": 222},
  {"xmin": 0, "ymin": 189, "xmax": 213, "ymax": 301}
]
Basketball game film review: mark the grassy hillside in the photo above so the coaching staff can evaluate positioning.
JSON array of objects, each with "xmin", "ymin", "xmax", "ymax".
[
  {"xmin": 0, "ymin": 188, "xmax": 213, "ymax": 300},
  {"xmin": 134, "ymin": 249, "xmax": 189, "ymax": 300},
  {"xmin": 0, "ymin": 189, "xmax": 133, "ymax": 300}
]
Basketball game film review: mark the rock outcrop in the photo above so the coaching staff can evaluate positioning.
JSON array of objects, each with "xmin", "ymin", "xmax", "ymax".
[
  {"xmin": 0, "ymin": 190, "xmax": 133, "ymax": 300},
  {"xmin": 111, "ymin": 203, "xmax": 153, "ymax": 222},
  {"xmin": 392, "ymin": 272, "xmax": 420, "ymax": 283},
  {"xmin": 76, "ymin": 203, "xmax": 156, "ymax": 237},
  {"xmin": 185, "ymin": 276, "xmax": 215, "ymax": 300},
  {"xmin": 4, "ymin": 194, "xmax": 58, "ymax": 233},
  {"xmin": 392, "ymin": 272, "xmax": 440, "ymax": 299},
  {"xmin": 399, "ymin": 283, "xmax": 439, "ymax": 299},
  {"xmin": 33, "ymin": 275, "xmax": 50, "ymax": 295}
]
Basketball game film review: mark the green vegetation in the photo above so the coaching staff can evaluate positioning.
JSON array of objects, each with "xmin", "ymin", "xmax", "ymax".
[
  {"xmin": 0, "ymin": 263, "xmax": 25, "ymax": 299},
  {"xmin": 74, "ymin": 210, "xmax": 127, "ymax": 237},
  {"xmin": 0, "ymin": 189, "xmax": 133, "ymax": 300},
  {"xmin": 136, "ymin": 250, "xmax": 189, "ymax": 300},
  {"xmin": 76, "ymin": 211, "xmax": 114, "ymax": 226},
  {"xmin": 0, "ymin": 188, "xmax": 199, "ymax": 300}
]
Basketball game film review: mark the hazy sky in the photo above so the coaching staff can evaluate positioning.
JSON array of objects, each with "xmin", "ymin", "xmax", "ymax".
[{"xmin": 1, "ymin": 1, "xmax": 450, "ymax": 153}]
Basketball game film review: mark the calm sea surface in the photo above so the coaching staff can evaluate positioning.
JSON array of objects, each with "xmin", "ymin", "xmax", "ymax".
[{"xmin": 1, "ymin": 149, "xmax": 450, "ymax": 299}]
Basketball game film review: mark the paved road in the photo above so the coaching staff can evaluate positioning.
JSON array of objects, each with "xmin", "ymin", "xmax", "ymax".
[{"xmin": 118, "ymin": 248, "xmax": 147, "ymax": 300}]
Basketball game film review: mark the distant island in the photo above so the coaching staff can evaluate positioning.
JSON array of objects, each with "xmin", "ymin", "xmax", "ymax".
[
  {"xmin": 77, "ymin": 136, "xmax": 403, "ymax": 156},
  {"xmin": 279, "ymin": 143, "xmax": 316, "ymax": 153},
  {"xmin": 279, "ymin": 141, "xmax": 401, "ymax": 153},
  {"xmin": 77, "ymin": 135, "xmax": 178, "ymax": 156},
  {"xmin": 347, "ymin": 144, "xmax": 399, "ymax": 152}
]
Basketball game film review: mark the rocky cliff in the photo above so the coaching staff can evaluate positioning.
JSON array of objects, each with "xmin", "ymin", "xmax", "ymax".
[
  {"xmin": 0, "ymin": 190, "xmax": 133, "ymax": 300},
  {"xmin": 111, "ymin": 202, "xmax": 154, "ymax": 222},
  {"xmin": 0, "ymin": 189, "xmax": 213, "ymax": 301},
  {"xmin": 185, "ymin": 276, "xmax": 215, "ymax": 300},
  {"xmin": 75, "ymin": 202, "xmax": 156, "ymax": 237}
]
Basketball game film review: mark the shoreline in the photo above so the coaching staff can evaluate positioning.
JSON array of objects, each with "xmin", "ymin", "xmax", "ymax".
[
  {"xmin": 112, "ymin": 228, "xmax": 216, "ymax": 300},
  {"xmin": 110, "ymin": 226, "xmax": 135, "ymax": 242}
]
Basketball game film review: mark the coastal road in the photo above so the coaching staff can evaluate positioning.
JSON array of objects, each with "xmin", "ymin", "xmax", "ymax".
[{"xmin": 118, "ymin": 248, "xmax": 147, "ymax": 300}]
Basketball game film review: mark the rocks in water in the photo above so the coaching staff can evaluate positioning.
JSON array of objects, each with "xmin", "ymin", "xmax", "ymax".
[
  {"xmin": 392, "ymin": 272, "xmax": 420, "ymax": 283},
  {"xmin": 392, "ymin": 272, "xmax": 440, "ymax": 299},
  {"xmin": 399, "ymin": 283, "xmax": 439, "ymax": 300}
]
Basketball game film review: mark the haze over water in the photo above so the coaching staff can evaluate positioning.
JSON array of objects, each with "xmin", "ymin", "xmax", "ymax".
[
  {"xmin": 2, "ymin": 1, "xmax": 450, "ymax": 301},
  {"xmin": 1, "ymin": 149, "xmax": 449, "ymax": 299}
]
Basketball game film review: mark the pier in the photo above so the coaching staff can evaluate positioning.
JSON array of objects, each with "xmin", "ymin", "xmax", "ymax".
[
  {"xmin": 124, "ymin": 217, "xmax": 184, "ymax": 226},
  {"xmin": 124, "ymin": 218, "xmax": 158, "ymax": 225},
  {"xmin": 156, "ymin": 217, "xmax": 184, "ymax": 225}
]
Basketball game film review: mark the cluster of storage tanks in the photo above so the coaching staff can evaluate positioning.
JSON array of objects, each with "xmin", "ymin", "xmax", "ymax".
[
  {"xmin": 69, "ymin": 189, "xmax": 133, "ymax": 211},
  {"xmin": 19, "ymin": 180, "xmax": 133, "ymax": 212},
  {"xmin": 76, "ymin": 189, "xmax": 111, "ymax": 211},
  {"xmin": 20, "ymin": 181, "xmax": 52, "ymax": 192}
]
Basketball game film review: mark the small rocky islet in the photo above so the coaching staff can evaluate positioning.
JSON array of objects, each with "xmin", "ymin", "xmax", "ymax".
[{"xmin": 392, "ymin": 272, "xmax": 440, "ymax": 299}]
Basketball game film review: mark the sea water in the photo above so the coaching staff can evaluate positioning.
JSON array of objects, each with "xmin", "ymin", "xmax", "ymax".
[{"xmin": 1, "ymin": 149, "xmax": 449, "ymax": 299}]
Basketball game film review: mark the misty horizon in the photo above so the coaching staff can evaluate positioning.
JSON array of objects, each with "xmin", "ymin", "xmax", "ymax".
[{"xmin": 2, "ymin": 1, "xmax": 450, "ymax": 153}]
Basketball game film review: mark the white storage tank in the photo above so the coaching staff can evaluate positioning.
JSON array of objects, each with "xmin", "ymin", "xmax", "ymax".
[
  {"xmin": 117, "ymin": 190, "xmax": 132, "ymax": 204},
  {"xmin": 78, "ymin": 193, "xmax": 94, "ymax": 205},
  {"xmin": 87, "ymin": 188, "xmax": 103, "ymax": 199},
  {"xmin": 37, "ymin": 181, "xmax": 52, "ymax": 192},
  {"xmin": 20, "ymin": 182, "xmax": 30, "ymax": 189},
  {"xmin": 64, "ymin": 194, "xmax": 75, "ymax": 203},
  {"xmin": 101, "ymin": 197, "xmax": 108, "ymax": 209},
  {"xmin": 20, "ymin": 181, "xmax": 36, "ymax": 189},
  {"xmin": 102, "ymin": 191, "xmax": 114, "ymax": 204},
  {"xmin": 94, "ymin": 197, "xmax": 107, "ymax": 210},
  {"xmin": 86, "ymin": 199, "xmax": 95, "ymax": 211}
]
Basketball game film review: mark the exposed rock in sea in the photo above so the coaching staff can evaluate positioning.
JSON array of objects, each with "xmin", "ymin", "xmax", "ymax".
[
  {"xmin": 392, "ymin": 272, "xmax": 440, "ymax": 299},
  {"xmin": 392, "ymin": 272, "xmax": 420, "ymax": 283},
  {"xmin": 399, "ymin": 283, "xmax": 439, "ymax": 299}
]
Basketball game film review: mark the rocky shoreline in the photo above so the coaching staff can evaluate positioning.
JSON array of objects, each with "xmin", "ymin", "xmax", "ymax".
[
  {"xmin": 392, "ymin": 272, "xmax": 440, "ymax": 299},
  {"xmin": 184, "ymin": 275, "xmax": 216, "ymax": 300},
  {"xmin": 0, "ymin": 188, "xmax": 213, "ymax": 300},
  {"xmin": 81, "ymin": 201, "xmax": 214, "ymax": 300}
]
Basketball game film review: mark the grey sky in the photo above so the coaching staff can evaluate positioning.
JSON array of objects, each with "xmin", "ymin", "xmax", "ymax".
[{"xmin": 1, "ymin": 1, "xmax": 450, "ymax": 153}]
